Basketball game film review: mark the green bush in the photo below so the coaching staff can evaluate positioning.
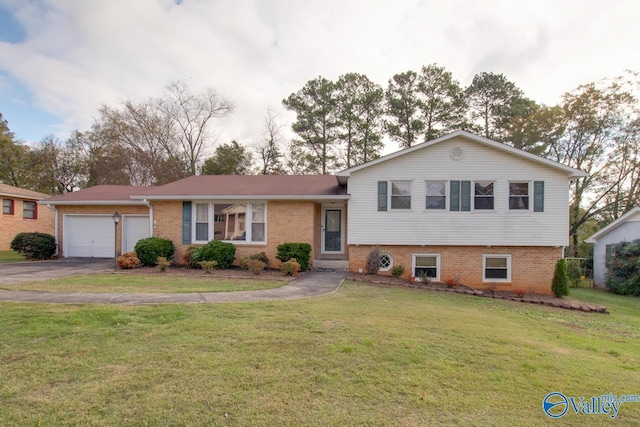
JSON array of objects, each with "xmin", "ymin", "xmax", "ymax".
[
  {"xmin": 134, "ymin": 237, "xmax": 175, "ymax": 267},
  {"xmin": 197, "ymin": 240, "xmax": 236, "ymax": 269},
  {"xmin": 10, "ymin": 232, "xmax": 56, "ymax": 260},
  {"xmin": 606, "ymin": 239, "xmax": 640, "ymax": 295},
  {"xmin": 276, "ymin": 243, "xmax": 312, "ymax": 271},
  {"xmin": 551, "ymin": 258, "xmax": 570, "ymax": 298},
  {"xmin": 391, "ymin": 265, "xmax": 405, "ymax": 278},
  {"xmin": 250, "ymin": 252, "xmax": 269, "ymax": 264}
]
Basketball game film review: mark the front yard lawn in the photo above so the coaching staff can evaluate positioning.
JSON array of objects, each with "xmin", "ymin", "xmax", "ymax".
[
  {"xmin": 0, "ymin": 273, "xmax": 287, "ymax": 293},
  {"xmin": 1, "ymin": 284, "xmax": 639, "ymax": 425},
  {"xmin": 0, "ymin": 250, "xmax": 26, "ymax": 263}
]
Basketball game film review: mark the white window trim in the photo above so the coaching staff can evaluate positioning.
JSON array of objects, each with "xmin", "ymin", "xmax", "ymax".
[
  {"xmin": 473, "ymin": 181, "xmax": 496, "ymax": 211},
  {"xmin": 379, "ymin": 253, "xmax": 393, "ymax": 272},
  {"xmin": 412, "ymin": 253, "xmax": 441, "ymax": 281},
  {"xmin": 192, "ymin": 201, "xmax": 267, "ymax": 245},
  {"xmin": 483, "ymin": 254, "xmax": 512, "ymax": 283},
  {"xmin": 389, "ymin": 180, "xmax": 412, "ymax": 211},
  {"xmin": 508, "ymin": 181, "xmax": 532, "ymax": 212}
]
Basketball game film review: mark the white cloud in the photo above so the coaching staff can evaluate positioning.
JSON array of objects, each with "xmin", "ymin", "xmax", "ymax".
[{"xmin": 0, "ymin": 0, "xmax": 639, "ymax": 146}]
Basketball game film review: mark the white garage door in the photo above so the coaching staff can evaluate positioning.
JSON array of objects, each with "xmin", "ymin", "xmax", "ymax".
[
  {"xmin": 65, "ymin": 215, "xmax": 114, "ymax": 258},
  {"xmin": 123, "ymin": 216, "xmax": 150, "ymax": 253}
]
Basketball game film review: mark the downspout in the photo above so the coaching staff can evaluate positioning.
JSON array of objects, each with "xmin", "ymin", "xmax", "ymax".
[
  {"xmin": 142, "ymin": 199, "xmax": 154, "ymax": 237},
  {"xmin": 47, "ymin": 204, "xmax": 59, "ymax": 256}
]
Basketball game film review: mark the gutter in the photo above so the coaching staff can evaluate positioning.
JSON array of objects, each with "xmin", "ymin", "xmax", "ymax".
[
  {"xmin": 142, "ymin": 198, "xmax": 154, "ymax": 237},
  {"xmin": 46, "ymin": 204, "xmax": 59, "ymax": 256}
]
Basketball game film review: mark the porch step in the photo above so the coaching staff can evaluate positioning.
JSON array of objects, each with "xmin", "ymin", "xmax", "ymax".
[{"xmin": 313, "ymin": 259, "xmax": 349, "ymax": 271}]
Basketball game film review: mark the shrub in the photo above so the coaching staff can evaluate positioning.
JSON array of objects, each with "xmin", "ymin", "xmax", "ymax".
[
  {"xmin": 365, "ymin": 246, "xmax": 381, "ymax": 274},
  {"xmin": 551, "ymin": 258, "xmax": 570, "ymax": 298},
  {"xmin": 606, "ymin": 239, "xmax": 640, "ymax": 295},
  {"xmin": 183, "ymin": 246, "xmax": 202, "ymax": 268},
  {"xmin": 134, "ymin": 237, "xmax": 175, "ymax": 267},
  {"xmin": 10, "ymin": 232, "xmax": 56, "ymax": 260},
  {"xmin": 239, "ymin": 257, "xmax": 267, "ymax": 275},
  {"xmin": 199, "ymin": 260, "xmax": 218, "ymax": 272},
  {"xmin": 276, "ymin": 243, "xmax": 312, "ymax": 271},
  {"xmin": 391, "ymin": 265, "xmax": 405, "ymax": 278},
  {"xmin": 117, "ymin": 252, "xmax": 141, "ymax": 269},
  {"xmin": 249, "ymin": 252, "xmax": 269, "ymax": 264},
  {"xmin": 156, "ymin": 256, "xmax": 171, "ymax": 272},
  {"xmin": 445, "ymin": 278, "xmax": 459, "ymax": 288},
  {"xmin": 418, "ymin": 271, "xmax": 432, "ymax": 285},
  {"xmin": 280, "ymin": 258, "xmax": 301, "ymax": 276},
  {"xmin": 197, "ymin": 240, "xmax": 236, "ymax": 269}
]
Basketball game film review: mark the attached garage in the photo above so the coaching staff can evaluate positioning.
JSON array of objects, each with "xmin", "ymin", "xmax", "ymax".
[{"xmin": 64, "ymin": 214, "xmax": 150, "ymax": 258}]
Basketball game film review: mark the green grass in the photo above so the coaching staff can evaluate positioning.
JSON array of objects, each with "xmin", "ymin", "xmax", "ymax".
[
  {"xmin": 0, "ymin": 250, "xmax": 26, "ymax": 263},
  {"xmin": 0, "ymin": 273, "xmax": 287, "ymax": 293},
  {"xmin": 1, "ymin": 283, "xmax": 639, "ymax": 425}
]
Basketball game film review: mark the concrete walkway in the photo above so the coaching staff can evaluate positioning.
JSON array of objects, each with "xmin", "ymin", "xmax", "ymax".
[{"xmin": 0, "ymin": 271, "xmax": 346, "ymax": 305}]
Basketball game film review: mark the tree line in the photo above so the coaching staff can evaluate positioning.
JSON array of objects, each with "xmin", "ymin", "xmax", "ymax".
[{"xmin": 1, "ymin": 67, "xmax": 639, "ymax": 255}]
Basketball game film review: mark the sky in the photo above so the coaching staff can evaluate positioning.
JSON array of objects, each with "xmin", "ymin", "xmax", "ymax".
[{"xmin": 1, "ymin": 0, "xmax": 639, "ymax": 154}]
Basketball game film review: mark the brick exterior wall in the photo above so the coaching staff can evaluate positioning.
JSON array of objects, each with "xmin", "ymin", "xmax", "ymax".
[
  {"xmin": 349, "ymin": 244, "xmax": 562, "ymax": 295},
  {"xmin": 55, "ymin": 205, "xmax": 150, "ymax": 257},
  {"xmin": 160, "ymin": 200, "xmax": 319, "ymax": 268},
  {"xmin": 1, "ymin": 199, "xmax": 55, "ymax": 250}
]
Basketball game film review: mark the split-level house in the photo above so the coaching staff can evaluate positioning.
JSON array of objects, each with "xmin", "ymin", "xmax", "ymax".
[
  {"xmin": 41, "ymin": 131, "xmax": 587, "ymax": 294},
  {"xmin": 1, "ymin": 183, "xmax": 55, "ymax": 250}
]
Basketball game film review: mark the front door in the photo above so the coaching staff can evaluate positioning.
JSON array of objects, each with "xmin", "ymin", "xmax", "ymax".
[{"xmin": 323, "ymin": 209, "xmax": 342, "ymax": 253}]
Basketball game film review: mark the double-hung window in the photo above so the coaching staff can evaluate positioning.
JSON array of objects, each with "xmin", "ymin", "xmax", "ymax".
[
  {"xmin": 390, "ymin": 181, "xmax": 412, "ymax": 209},
  {"xmin": 3, "ymin": 199, "xmax": 14, "ymax": 215},
  {"xmin": 195, "ymin": 204, "xmax": 209, "ymax": 241},
  {"xmin": 509, "ymin": 182, "xmax": 529, "ymax": 210},
  {"xmin": 413, "ymin": 254, "xmax": 440, "ymax": 280},
  {"xmin": 474, "ymin": 182, "xmax": 494, "ymax": 210},
  {"xmin": 425, "ymin": 181, "xmax": 446, "ymax": 210},
  {"xmin": 23, "ymin": 201, "xmax": 37, "ymax": 219},
  {"xmin": 483, "ymin": 255, "xmax": 511, "ymax": 282}
]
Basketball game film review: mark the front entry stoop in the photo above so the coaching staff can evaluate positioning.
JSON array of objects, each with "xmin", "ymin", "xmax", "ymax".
[{"xmin": 313, "ymin": 259, "xmax": 349, "ymax": 271}]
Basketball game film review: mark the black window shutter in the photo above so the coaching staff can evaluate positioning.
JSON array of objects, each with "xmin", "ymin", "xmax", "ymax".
[
  {"xmin": 450, "ymin": 181, "xmax": 460, "ymax": 211},
  {"xmin": 378, "ymin": 181, "xmax": 388, "ymax": 211},
  {"xmin": 182, "ymin": 201, "xmax": 192, "ymax": 244},
  {"xmin": 461, "ymin": 181, "xmax": 471, "ymax": 211},
  {"xmin": 534, "ymin": 181, "xmax": 544, "ymax": 212}
]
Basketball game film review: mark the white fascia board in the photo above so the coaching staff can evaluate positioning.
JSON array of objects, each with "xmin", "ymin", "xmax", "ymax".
[
  {"xmin": 38, "ymin": 200, "xmax": 148, "ymax": 206},
  {"xmin": 131, "ymin": 194, "xmax": 350, "ymax": 201}
]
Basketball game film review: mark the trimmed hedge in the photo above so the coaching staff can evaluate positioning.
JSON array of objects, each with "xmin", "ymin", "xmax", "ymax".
[
  {"xmin": 196, "ymin": 240, "xmax": 236, "ymax": 269},
  {"xmin": 276, "ymin": 243, "xmax": 312, "ymax": 271},
  {"xmin": 134, "ymin": 237, "xmax": 175, "ymax": 266},
  {"xmin": 10, "ymin": 232, "xmax": 56, "ymax": 260}
]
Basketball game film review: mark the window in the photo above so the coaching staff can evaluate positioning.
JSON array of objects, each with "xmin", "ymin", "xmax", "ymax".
[
  {"xmin": 474, "ymin": 182, "xmax": 494, "ymax": 210},
  {"xmin": 193, "ymin": 202, "xmax": 266, "ymax": 243},
  {"xmin": 23, "ymin": 201, "xmax": 37, "ymax": 219},
  {"xmin": 413, "ymin": 254, "xmax": 440, "ymax": 280},
  {"xmin": 195, "ymin": 203, "xmax": 209, "ymax": 241},
  {"xmin": 450, "ymin": 181, "xmax": 471, "ymax": 211},
  {"xmin": 3, "ymin": 199, "xmax": 14, "ymax": 215},
  {"xmin": 379, "ymin": 253, "xmax": 393, "ymax": 271},
  {"xmin": 509, "ymin": 182, "xmax": 529, "ymax": 210},
  {"xmin": 483, "ymin": 255, "xmax": 511, "ymax": 282},
  {"xmin": 425, "ymin": 181, "xmax": 446, "ymax": 210},
  {"xmin": 391, "ymin": 181, "xmax": 411, "ymax": 209}
]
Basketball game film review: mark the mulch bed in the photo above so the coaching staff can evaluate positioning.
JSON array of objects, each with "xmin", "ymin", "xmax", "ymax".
[{"xmin": 346, "ymin": 273, "xmax": 609, "ymax": 314}]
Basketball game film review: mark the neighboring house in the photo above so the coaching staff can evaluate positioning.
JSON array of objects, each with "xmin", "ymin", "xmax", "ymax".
[
  {"xmin": 1, "ymin": 183, "xmax": 55, "ymax": 251},
  {"xmin": 41, "ymin": 131, "xmax": 586, "ymax": 294},
  {"xmin": 585, "ymin": 206, "xmax": 640, "ymax": 287}
]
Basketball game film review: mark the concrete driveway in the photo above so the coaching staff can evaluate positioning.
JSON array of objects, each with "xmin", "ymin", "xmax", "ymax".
[{"xmin": 0, "ymin": 258, "xmax": 114, "ymax": 286}]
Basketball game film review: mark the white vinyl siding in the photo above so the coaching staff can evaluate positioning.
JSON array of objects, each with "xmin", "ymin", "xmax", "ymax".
[{"xmin": 347, "ymin": 137, "xmax": 571, "ymax": 247}]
